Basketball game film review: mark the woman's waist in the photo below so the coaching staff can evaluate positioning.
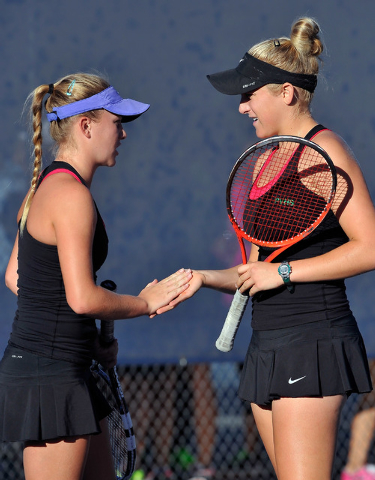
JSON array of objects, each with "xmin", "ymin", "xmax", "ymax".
[
  {"xmin": 0, "ymin": 345, "xmax": 93, "ymax": 384},
  {"xmin": 9, "ymin": 314, "xmax": 97, "ymax": 364},
  {"xmin": 250, "ymin": 314, "xmax": 360, "ymax": 348},
  {"xmin": 251, "ymin": 280, "xmax": 351, "ymax": 330}
]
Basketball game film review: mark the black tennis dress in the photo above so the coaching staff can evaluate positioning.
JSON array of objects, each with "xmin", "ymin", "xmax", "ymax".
[
  {"xmin": 0, "ymin": 162, "xmax": 111, "ymax": 442},
  {"xmin": 238, "ymin": 126, "xmax": 372, "ymax": 406}
]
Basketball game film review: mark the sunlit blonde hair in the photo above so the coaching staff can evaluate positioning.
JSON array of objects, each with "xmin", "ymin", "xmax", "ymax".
[
  {"xmin": 249, "ymin": 17, "xmax": 323, "ymax": 106},
  {"xmin": 20, "ymin": 73, "xmax": 110, "ymax": 234}
]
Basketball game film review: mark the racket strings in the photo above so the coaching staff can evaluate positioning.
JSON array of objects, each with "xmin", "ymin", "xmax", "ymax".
[
  {"xmin": 91, "ymin": 365, "xmax": 136, "ymax": 480},
  {"xmin": 229, "ymin": 142, "xmax": 335, "ymax": 246},
  {"xmin": 107, "ymin": 409, "xmax": 131, "ymax": 476}
]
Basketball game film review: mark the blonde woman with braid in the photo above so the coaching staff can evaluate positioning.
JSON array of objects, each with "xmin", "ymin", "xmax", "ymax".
[
  {"xmin": 0, "ymin": 74, "xmax": 192, "ymax": 480},
  {"xmin": 168, "ymin": 17, "xmax": 375, "ymax": 480}
]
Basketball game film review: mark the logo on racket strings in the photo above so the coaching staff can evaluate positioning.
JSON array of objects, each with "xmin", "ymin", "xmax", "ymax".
[{"xmin": 274, "ymin": 197, "xmax": 295, "ymax": 207}]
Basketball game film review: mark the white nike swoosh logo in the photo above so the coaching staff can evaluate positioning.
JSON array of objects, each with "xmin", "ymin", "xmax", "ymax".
[{"xmin": 288, "ymin": 376, "xmax": 306, "ymax": 384}]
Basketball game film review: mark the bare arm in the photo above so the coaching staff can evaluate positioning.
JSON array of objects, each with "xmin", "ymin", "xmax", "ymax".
[
  {"xmin": 5, "ymin": 234, "xmax": 19, "ymax": 295},
  {"xmin": 154, "ymin": 265, "xmax": 239, "ymax": 314},
  {"xmin": 4, "ymin": 190, "xmax": 29, "ymax": 295},
  {"xmin": 290, "ymin": 132, "xmax": 375, "ymax": 281},
  {"xmin": 196, "ymin": 265, "xmax": 241, "ymax": 293},
  {"xmin": 159, "ymin": 241, "xmax": 260, "ymax": 313},
  {"xmin": 30, "ymin": 175, "xmax": 191, "ymax": 319}
]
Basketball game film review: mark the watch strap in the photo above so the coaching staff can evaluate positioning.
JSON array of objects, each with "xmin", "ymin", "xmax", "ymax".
[{"xmin": 278, "ymin": 261, "xmax": 295, "ymax": 293}]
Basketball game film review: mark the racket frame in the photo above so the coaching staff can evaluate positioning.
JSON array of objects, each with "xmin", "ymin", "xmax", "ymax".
[{"xmin": 226, "ymin": 135, "xmax": 337, "ymax": 263}]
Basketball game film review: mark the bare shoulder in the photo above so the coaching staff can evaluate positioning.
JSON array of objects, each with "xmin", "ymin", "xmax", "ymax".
[
  {"xmin": 28, "ymin": 171, "xmax": 96, "ymax": 244},
  {"xmin": 312, "ymin": 129, "xmax": 359, "ymax": 171},
  {"xmin": 37, "ymin": 171, "xmax": 95, "ymax": 216}
]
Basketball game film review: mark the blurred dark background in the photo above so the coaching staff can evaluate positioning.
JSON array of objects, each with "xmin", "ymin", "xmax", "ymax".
[{"xmin": 1, "ymin": 0, "xmax": 375, "ymax": 364}]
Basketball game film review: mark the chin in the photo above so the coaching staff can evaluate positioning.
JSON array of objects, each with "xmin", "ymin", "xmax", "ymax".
[
  {"xmin": 106, "ymin": 157, "xmax": 117, "ymax": 167},
  {"xmin": 255, "ymin": 127, "xmax": 276, "ymax": 139},
  {"xmin": 255, "ymin": 132, "xmax": 268, "ymax": 140}
]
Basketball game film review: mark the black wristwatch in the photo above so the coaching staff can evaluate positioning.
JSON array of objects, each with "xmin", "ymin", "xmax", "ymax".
[{"xmin": 278, "ymin": 261, "xmax": 294, "ymax": 293}]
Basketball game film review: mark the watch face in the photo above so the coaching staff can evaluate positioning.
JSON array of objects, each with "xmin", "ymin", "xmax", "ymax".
[
  {"xmin": 278, "ymin": 262, "xmax": 293, "ymax": 290},
  {"xmin": 279, "ymin": 265, "xmax": 289, "ymax": 274}
]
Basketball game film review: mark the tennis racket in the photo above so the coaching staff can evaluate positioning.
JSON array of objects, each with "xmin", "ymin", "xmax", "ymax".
[
  {"xmin": 216, "ymin": 136, "xmax": 337, "ymax": 352},
  {"xmin": 91, "ymin": 280, "xmax": 136, "ymax": 480}
]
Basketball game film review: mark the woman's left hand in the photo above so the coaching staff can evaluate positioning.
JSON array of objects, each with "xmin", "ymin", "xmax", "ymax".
[
  {"xmin": 237, "ymin": 261, "xmax": 284, "ymax": 296},
  {"xmin": 93, "ymin": 336, "xmax": 119, "ymax": 369}
]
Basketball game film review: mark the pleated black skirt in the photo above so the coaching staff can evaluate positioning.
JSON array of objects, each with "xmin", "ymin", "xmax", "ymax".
[
  {"xmin": 0, "ymin": 345, "xmax": 112, "ymax": 442},
  {"xmin": 238, "ymin": 314, "xmax": 373, "ymax": 406}
]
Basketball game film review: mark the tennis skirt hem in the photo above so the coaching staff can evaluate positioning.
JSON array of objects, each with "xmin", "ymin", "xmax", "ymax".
[
  {"xmin": 238, "ymin": 314, "xmax": 372, "ymax": 406},
  {"xmin": 0, "ymin": 346, "xmax": 112, "ymax": 442}
]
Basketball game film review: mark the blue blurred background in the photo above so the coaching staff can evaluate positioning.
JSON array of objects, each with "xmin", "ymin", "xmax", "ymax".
[{"xmin": 1, "ymin": 0, "xmax": 375, "ymax": 365}]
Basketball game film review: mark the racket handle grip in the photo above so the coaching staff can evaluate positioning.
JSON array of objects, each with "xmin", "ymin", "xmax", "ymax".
[
  {"xmin": 101, "ymin": 321, "xmax": 115, "ymax": 344},
  {"xmin": 100, "ymin": 280, "xmax": 117, "ymax": 344},
  {"xmin": 216, "ymin": 289, "xmax": 249, "ymax": 352}
]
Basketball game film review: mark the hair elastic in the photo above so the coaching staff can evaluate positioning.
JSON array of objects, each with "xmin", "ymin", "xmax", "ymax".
[
  {"xmin": 48, "ymin": 84, "xmax": 54, "ymax": 94},
  {"xmin": 274, "ymin": 39, "xmax": 281, "ymax": 47}
]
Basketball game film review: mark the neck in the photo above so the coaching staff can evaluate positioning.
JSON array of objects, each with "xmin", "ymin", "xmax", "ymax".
[
  {"xmin": 54, "ymin": 154, "xmax": 96, "ymax": 188},
  {"xmin": 279, "ymin": 114, "xmax": 318, "ymax": 138}
]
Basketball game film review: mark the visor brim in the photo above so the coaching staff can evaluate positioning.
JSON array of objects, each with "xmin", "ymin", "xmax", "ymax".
[
  {"xmin": 207, "ymin": 69, "xmax": 263, "ymax": 95},
  {"xmin": 106, "ymin": 98, "xmax": 150, "ymax": 122}
]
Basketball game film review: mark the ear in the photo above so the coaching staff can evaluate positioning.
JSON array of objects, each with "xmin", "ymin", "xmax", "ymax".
[
  {"xmin": 281, "ymin": 83, "xmax": 295, "ymax": 105},
  {"xmin": 78, "ymin": 116, "xmax": 92, "ymax": 138}
]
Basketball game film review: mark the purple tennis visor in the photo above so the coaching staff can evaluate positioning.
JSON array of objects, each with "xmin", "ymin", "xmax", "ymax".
[{"xmin": 46, "ymin": 86, "xmax": 150, "ymax": 123}]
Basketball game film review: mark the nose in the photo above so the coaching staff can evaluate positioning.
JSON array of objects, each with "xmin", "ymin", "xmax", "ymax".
[
  {"xmin": 239, "ymin": 94, "xmax": 250, "ymax": 115},
  {"xmin": 120, "ymin": 127, "xmax": 126, "ymax": 139}
]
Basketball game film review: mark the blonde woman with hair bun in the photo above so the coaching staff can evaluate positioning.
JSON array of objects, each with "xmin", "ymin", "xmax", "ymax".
[
  {"xmin": 0, "ymin": 72, "xmax": 192, "ymax": 480},
  {"xmin": 171, "ymin": 17, "xmax": 375, "ymax": 480}
]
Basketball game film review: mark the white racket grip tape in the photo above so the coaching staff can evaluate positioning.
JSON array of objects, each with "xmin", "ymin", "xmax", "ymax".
[
  {"xmin": 215, "ymin": 290, "xmax": 249, "ymax": 352},
  {"xmin": 100, "ymin": 320, "xmax": 115, "ymax": 344}
]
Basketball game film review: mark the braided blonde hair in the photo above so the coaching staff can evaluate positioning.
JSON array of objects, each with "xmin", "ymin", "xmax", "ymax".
[{"xmin": 20, "ymin": 73, "xmax": 110, "ymax": 234}]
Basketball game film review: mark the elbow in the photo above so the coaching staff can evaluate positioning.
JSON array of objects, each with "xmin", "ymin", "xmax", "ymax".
[
  {"xmin": 65, "ymin": 282, "xmax": 104, "ymax": 317},
  {"xmin": 69, "ymin": 302, "xmax": 90, "ymax": 316},
  {"xmin": 66, "ymin": 293, "xmax": 97, "ymax": 317},
  {"xmin": 5, "ymin": 271, "xmax": 17, "ymax": 294},
  {"xmin": 4, "ymin": 274, "xmax": 11, "ymax": 290}
]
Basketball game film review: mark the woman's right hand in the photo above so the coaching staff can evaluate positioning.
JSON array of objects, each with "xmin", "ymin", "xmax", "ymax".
[
  {"xmin": 138, "ymin": 268, "xmax": 193, "ymax": 316},
  {"xmin": 151, "ymin": 270, "xmax": 206, "ymax": 316}
]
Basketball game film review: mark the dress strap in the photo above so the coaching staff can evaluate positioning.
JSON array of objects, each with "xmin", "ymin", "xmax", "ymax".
[
  {"xmin": 37, "ymin": 161, "xmax": 87, "ymax": 189},
  {"xmin": 304, "ymin": 124, "xmax": 329, "ymax": 141},
  {"xmin": 42, "ymin": 168, "xmax": 82, "ymax": 184}
]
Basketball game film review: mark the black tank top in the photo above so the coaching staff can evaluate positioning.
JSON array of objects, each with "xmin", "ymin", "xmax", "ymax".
[
  {"xmin": 9, "ymin": 162, "xmax": 108, "ymax": 365},
  {"xmin": 251, "ymin": 125, "xmax": 352, "ymax": 330}
]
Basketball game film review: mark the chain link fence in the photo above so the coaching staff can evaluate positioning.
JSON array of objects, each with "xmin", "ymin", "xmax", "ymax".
[{"xmin": 1, "ymin": 360, "xmax": 374, "ymax": 480}]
